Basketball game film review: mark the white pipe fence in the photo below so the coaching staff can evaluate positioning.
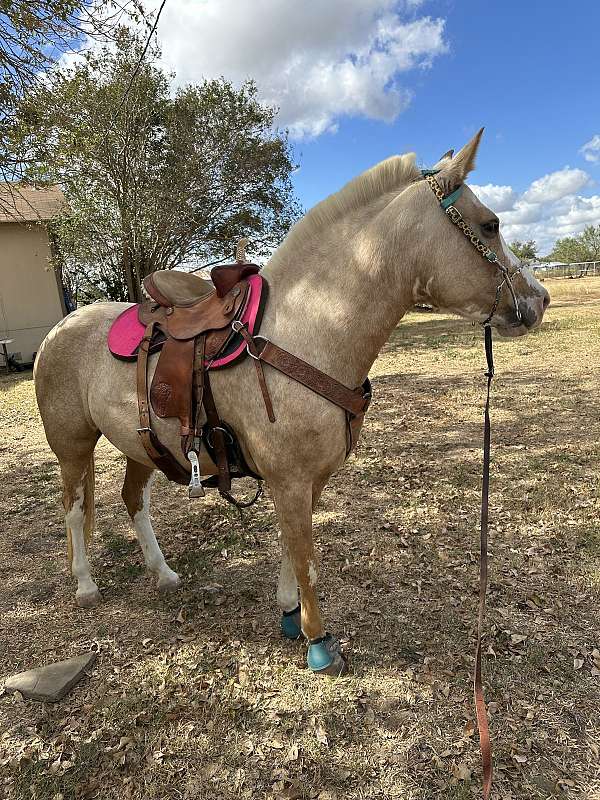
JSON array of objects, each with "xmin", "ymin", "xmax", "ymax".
[{"xmin": 531, "ymin": 261, "xmax": 600, "ymax": 279}]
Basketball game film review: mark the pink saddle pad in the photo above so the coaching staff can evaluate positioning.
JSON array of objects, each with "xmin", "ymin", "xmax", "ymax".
[
  {"xmin": 107, "ymin": 304, "xmax": 146, "ymax": 359},
  {"xmin": 107, "ymin": 274, "xmax": 265, "ymax": 369}
]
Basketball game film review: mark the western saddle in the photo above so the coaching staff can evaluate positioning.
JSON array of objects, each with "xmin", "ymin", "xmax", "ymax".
[{"xmin": 132, "ymin": 251, "xmax": 372, "ymax": 507}]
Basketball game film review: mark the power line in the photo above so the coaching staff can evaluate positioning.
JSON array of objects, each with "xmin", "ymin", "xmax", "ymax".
[{"xmin": 113, "ymin": 0, "xmax": 167, "ymax": 118}]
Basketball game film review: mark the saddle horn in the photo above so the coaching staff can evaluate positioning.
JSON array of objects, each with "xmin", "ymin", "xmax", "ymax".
[{"xmin": 235, "ymin": 238, "xmax": 249, "ymax": 263}]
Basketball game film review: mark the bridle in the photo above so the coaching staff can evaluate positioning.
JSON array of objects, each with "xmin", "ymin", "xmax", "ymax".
[{"xmin": 421, "ymin": 170, "xmax": 523, "ymax": 326}]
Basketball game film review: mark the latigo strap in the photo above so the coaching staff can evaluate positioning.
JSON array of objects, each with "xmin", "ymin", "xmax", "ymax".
[{"xmin": 136, "ymin": 322, "xmax": 191, "ymax": 485}]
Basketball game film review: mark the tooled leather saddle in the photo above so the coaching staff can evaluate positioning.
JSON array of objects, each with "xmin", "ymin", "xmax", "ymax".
[{"xmin": 108, "ymin": 261, "xmax": 372, "ymax": 506}]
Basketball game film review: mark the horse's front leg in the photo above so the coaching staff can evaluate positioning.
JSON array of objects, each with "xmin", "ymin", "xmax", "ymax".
[
  {"xmin": 121, "ymin": 459, "xmax": 180, "ymax": 592},
  {"xmin": 271, "ymin": 479, "xmax": 347, "ymax": 676}
]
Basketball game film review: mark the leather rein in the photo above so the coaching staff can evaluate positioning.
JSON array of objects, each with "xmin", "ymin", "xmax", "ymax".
[{"xmin": 421, "ymin": 168, "xmax": 526, "ymax": 799}]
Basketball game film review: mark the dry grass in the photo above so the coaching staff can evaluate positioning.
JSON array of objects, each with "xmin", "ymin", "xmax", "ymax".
[{"xmin": 1, "ymin": 277, "xmax": 599, "ymax": 800}]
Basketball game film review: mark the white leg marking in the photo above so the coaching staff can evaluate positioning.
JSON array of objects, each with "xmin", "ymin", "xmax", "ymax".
[
  {"xmin": 308, "ymin": 559, "xmax": 318, "ymax": 588},
  {"xmin": 67, "ymin": 485, "xmax": 101, "ymax": 607},
  {"xmin": 277, "ymin": 543, "xmax": 299, "ymax": 612},
  {"xmin": 132, "ymin": 475, "xmax": 180, "ymax": 591}
]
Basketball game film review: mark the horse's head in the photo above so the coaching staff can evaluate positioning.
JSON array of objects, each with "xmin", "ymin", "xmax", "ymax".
[{"xmin": 400, "ymin": 129, "xmax": 549, "ymax": 336}]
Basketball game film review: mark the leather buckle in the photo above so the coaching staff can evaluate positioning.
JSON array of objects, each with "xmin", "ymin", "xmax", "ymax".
[
  {"xmin": 206, "ymin": 426, "xmax": 234, "ymax": 448},
  {"xmin": 245, "ymin": 335, "xmax": 269, "ymax": 360},
  {"xmin": 445, "ymin": 205, "xmax": 462, "ymax": 224}
]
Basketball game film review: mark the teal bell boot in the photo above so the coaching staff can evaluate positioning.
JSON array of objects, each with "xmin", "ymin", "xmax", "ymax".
[
  {"xmin": 307, "ymin": 634, "xmax": 348, "ymax": 676},
  {"xmin": 281, "ymin": 604, "xmax": 302, "ymax": 640}
]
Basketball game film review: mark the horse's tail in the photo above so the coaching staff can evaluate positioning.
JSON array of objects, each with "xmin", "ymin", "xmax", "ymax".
[{"xmin": 66, "ymin": 455, "xmax": 96, "ymax": 566}]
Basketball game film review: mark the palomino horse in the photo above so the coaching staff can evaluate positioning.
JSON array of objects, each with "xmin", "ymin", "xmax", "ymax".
[{"xmin": 35, "ymin": 129, "xmax": 549, "ymax": 675}]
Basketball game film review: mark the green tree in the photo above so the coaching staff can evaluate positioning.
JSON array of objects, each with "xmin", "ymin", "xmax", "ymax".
[
  {"xmin": 509, "ymin": 240, "xmax": 538, "ymax": 261},
  {"xmin": 0, "ymin": 1, "xmax": 136, "ymax": 183},
  {"xmin": 549, "ymin": 225, "xmax": 600, "ymax": 263},
  {"xmin": 11, "ymin": 29, "xmax": 300, "ymax": 302}
]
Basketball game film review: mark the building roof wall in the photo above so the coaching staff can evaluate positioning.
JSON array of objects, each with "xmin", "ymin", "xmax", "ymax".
[{"xmin": 0, "ymin": 184, "xmax": 67, "ymax": 223}]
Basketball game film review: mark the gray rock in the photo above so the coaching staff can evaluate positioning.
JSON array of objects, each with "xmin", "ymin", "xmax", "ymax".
[{"xmin": 3, "ymin": 652, "xmax": 97, "ymax": 702}]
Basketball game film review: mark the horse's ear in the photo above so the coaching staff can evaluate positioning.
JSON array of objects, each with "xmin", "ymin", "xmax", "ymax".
[
  {"xmin": 437, "ymin": 128, "xmax": 484, "ymax": 192},
  {"xmin": 430, "ymin": 149, "xmax": 454, "ymax": 171}
]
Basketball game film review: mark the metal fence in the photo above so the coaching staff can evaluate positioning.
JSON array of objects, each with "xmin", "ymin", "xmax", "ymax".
[{"xmin": 531, "ymin": 261, "xmax": 600, "ymax": 279}]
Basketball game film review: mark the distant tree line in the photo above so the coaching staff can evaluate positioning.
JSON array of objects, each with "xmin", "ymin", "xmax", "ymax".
[{"xmin": 510, "ymin": 225, "xmax": 600, "ymax": 265}]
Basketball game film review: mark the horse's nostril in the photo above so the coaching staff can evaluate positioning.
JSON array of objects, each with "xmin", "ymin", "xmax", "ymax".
[{"xmin": 542, "ymin": 291, "xmax": 550, "ymax": 310}]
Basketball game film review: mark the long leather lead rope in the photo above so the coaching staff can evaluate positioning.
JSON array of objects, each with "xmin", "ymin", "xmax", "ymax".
[{"xmin": 475, "ymin": 324, "xmax": 494, "ymax": 799}]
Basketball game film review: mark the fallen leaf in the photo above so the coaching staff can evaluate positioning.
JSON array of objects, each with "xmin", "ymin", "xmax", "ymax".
[
  {"xmin": 364, "ymin": 707, "xmax": 375, "ymax": 725},
  {"xmin": 510, "ymin": 634, "xmax": 527, "ymax": 645},
  {"xmin": 451, "ymin": 762, "xmax": 471, "ymax": 781},
  {"xmin": 285, "ymin": 744, "xmax": 299, "ymax": 762},
  {"xmin": 315, "ymin": 726, "xmax": 328, "ymax": 747}
]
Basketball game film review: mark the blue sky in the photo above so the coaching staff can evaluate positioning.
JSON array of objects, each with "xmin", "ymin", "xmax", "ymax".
[
  {"xmin": 152, "ymin": 0, "xmax": 600, "ymax": 254},
  {"xmin": 293, "ymin": 1, "xmax": 599, "ymax": 205}
]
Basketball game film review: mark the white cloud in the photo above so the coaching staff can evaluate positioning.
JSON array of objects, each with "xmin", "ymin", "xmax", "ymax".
[
  {"xmin": 581, "ymin": 134, "xmax": 600, "ymax": 163},
  {"xmin": 469, "ymin": 183, "xmax": 516, "ymax": 212},
  {"xmin": 471, "ymin": 167, "xmax": 599, "ymax": 254},
  {"xmin": 153, "ymin": 0, "xmax": 447, "ymax": 138},
  {"xmin": 521, "ymin": 167, "xmax": 590, "ymax": 203}
]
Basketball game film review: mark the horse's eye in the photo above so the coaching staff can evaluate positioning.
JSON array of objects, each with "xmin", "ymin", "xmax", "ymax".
[{"xmin": 481, "ymin": 220, "xmax": 499, "ymax": 238}]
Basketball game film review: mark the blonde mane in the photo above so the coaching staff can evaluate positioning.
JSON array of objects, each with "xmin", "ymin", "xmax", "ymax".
[{"xmin": 273, "ymin": 152, "xmax": 420, "ymax": 258}]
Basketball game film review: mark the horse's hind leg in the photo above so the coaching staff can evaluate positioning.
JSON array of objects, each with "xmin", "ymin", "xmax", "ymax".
[
  {"xmin": 278, "ymin": 543, "xmax": 301, "ymax": 639},
  {"xmin": 121, "ymin": 458, "xmax": 180, "ymax": 592},
  {"xmin": 59, "ymin": 440, "xmax": 101, "ymax": 608}
]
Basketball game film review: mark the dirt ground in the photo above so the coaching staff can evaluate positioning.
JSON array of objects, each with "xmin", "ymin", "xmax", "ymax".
[{"xmin": 1, "ymin": 277, "xmax": 599, "ymax": 800}]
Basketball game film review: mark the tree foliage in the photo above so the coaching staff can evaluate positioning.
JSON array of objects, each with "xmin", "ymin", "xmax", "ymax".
[
  {"xmin": 11, "ymin": 29, "xmax": 300, "ymax": 302},
  {"xmin": 509, "ymin": 240, "xmax": 538, "ymax": 261},
  {"xmin": 548, "ymin": 225, "xmax": 600, "ymax": 264},
  {"xmin": 0, "ymin": 1, "xmax": 135, "ymax": 183}
]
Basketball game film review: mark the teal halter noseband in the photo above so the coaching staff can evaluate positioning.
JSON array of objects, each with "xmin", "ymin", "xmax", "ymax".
[{"xmin": 420, "ymin": 169, "xmax": 523, "ymax": 326}]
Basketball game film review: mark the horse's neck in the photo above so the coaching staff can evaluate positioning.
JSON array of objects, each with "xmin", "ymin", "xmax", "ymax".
[{"xmin": 261, "ymin": 221, "xmax": 415, "ymax": 387}]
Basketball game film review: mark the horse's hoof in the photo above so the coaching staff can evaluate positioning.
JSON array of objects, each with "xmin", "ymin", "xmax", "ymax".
[
  {"xmin": 281, "ymin": 604, "xmax": 302, "ymax": 640},
  {"xmin": 308, "ymin": 634, "xmax": 348, "ymax": 677},
  {"xmin": 158, "ymin": 570, "xmax": 180, "ymax": 593},
  {"xmin": 76, "ymin": 588, "xmax": 102, "ymax": 608}
]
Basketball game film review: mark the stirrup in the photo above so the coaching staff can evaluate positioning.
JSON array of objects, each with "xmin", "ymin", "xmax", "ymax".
[{"xmin": 187, "ymin": 450, "xmax": 205, "ymax": 498}]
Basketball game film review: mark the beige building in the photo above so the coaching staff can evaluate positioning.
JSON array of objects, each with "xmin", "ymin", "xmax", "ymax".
[{"xmin": 0, "ymin": 184, "xmax": 68, "ymax": 365}]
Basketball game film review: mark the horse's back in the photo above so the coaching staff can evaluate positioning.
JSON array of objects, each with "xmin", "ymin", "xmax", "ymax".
[{"xmin": 36, "ymin": 302, "xmax": 129, "ymax": 374}]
